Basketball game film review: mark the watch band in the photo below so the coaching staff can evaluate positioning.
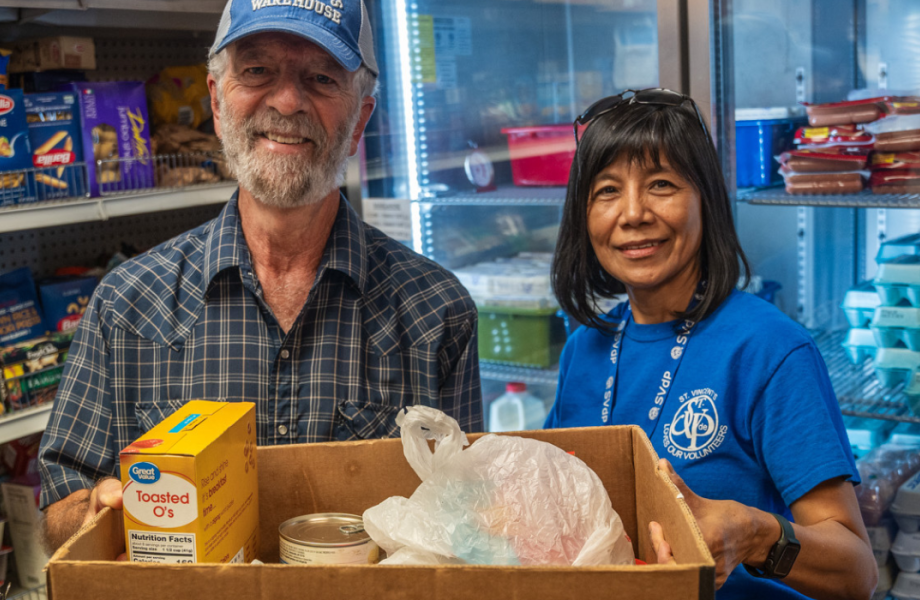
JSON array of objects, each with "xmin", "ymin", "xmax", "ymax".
[{"xmin": 743, "ymin": 513, "xmax": 800, "ymax": 579}]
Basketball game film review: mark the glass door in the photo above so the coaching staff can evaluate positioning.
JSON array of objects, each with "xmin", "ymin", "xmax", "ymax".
[{"xmin": 359, "ymin": 0, "xmax": 663, "ymax": 429}]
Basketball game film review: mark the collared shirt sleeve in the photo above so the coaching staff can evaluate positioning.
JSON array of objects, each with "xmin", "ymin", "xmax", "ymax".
[
  {"xmin": 437, "ymin": 299, "xmax": 484, "ymax": 434},
  {"xmin": 38, "ymin": 285, "xmax": 117, "ymax": 510}
]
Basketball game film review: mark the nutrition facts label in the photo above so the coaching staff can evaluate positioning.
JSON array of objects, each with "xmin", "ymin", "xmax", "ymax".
[{"xmin": 128, "ymin": 530, "xmax": 197, "ymax": 563}]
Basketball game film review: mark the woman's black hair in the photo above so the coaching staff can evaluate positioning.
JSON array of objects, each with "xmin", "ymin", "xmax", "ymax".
[{"xmin": 552, "ymin": 98, "xmax": 750, "ymax": 332}]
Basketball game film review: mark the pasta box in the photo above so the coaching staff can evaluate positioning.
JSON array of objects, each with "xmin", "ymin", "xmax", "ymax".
[
  {"xmin": 0, "ymin": 89, "xmax": 36, "ymax": 206},
  {"xmin": 47, "ymin": 425, "xmax": 715, "ymax": 600},
  {"xmin": 38, "ymin": 276, "xmax": 96, "ymax": 334},
  {"xmin": 24, "ymin": 92, "xmax": 85, "ymax": 200},
  {"xmin": 68, "ymin": 81, "xmax": 154, "ymax": 197}
]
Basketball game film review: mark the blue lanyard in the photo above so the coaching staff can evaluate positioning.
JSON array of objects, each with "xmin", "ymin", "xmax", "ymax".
[{"xmin": 600, "ymin": 299, "xmax": 698, "ymax": 438}]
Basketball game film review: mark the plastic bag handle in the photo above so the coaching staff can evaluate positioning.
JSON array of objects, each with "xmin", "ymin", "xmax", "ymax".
[{"xmin": 396, "ymin": 406, "xmax": 469, "ymax": 481}]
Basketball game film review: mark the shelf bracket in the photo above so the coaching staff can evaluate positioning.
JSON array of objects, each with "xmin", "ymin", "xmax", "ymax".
[{"xmin": 95, "ymin": 199, "xmax": 109, "ymax": 221}]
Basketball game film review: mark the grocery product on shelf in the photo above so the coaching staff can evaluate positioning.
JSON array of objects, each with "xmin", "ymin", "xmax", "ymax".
[
  {"xmin": 9, "ymin": 36, "xmax": 95, "ymax": 73},
  {"xmin": 146, "ymin": 64, "xmax": 211, "ymax": 130},
  {"xmin": 0, "ymin": 88, "xmax": 36, "ymax": 206},
  {"xmin": 794, "ymin": 123, "xmax": 875, "ymax": 149},
  {"xmin": 488, "ymin": 381, "xmax": 547, "ymax": 432},
  {"xmin": 873, "ymin": 306, "xmax": 920, "ymax": 350},
  {"xmin": 803, "ymin": 97, "xmax": 887, "ymax": 127},
  {"xmin": 38, "ymin": 275, "xmax": 96, "ymax": 334},
  {"xmin": 841, "ymin": 327, "xmax": 877, "ymax": 365},
  {"xmin": 842, "ymin": 281, "xmax": 882, "ymax": 328},
  {"xmin": 23, "ymin": 91, "xmax": 85, "ymax": 200},
  {"xmin": 778, "ymin": 150, "xmax": 869, "ymax": 195},
  {"xmin": 500, "ymin": 125, "xmax": 574, "ymax": 186},
  {"xmin": 864, "ymin": 114, "xmax": 920, "ymax": 153},
  {"xmin": 0, "ymin": 332, "xmax": 72, "ymax": 412},
  {"xmin": 69, "ymin": 81, "xmax": 154, "ymax": 197},
  {"xmin": 0, "ymin": 267, "xmax": 44, "ymax": 345},
  {"xmin": 875, "ymin": 255, "xmax": 920, "ymax": 307},
  {"xmin": 870, "ymin": 170, "xmax": 920, "ymax": 195}
]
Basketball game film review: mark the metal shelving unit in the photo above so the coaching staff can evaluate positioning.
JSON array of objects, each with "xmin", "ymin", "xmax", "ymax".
[
  {"xmin": 0, "ymin": 404, "xmax": 53, "ymax": 447},
  {"xmin": 815, "ymin": 329, "xmax": 920, "ymax": 423},
  {"xmin": 479, "ymin": 362, "xmax": 559, "ymax": 386},
  {"xmin": 416, "ymin": 185, "xmax": 566, "ymax": 206},
  {"xmin": 740, "ymin": 187, "xmax": 920, "ymax": 208}
]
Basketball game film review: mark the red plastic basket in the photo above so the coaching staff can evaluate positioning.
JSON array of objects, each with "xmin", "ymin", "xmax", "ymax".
[{"xmin": 501, "ymin": 125, "xmax": 575, "ymax": 186}]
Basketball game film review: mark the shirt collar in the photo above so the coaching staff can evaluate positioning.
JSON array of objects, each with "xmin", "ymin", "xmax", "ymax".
[{"xmin": 202, "ymin": 191, "xmax": 369, "ymax": 294}]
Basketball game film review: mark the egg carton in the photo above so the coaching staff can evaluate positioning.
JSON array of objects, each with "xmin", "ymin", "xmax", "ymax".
[
  {"xmin": 872, "ymin": 306, "xmax": 920, "ymax": 350},
  {"xmin": 842, "ymin": 327, "xmax": 878, "ymax": 364},
  {"xmin": 873, "ymin": 347, "xmax": 920, "ymax": 389},
  {"xmin": 875, "ymin": 255, "xmax": 920, "ymax": 307},
  {"xmin": 878, "ymin": 232, "xmax": 920, "ymax": 264},
  {"xmin": 841, "ymin": 281, "xmax": 881, "ymax": 327}
]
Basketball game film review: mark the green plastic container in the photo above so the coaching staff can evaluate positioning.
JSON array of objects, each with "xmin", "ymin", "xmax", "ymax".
[{"xmin": 478, "ymin": 305, "xmax": 565, "ymax": 367}]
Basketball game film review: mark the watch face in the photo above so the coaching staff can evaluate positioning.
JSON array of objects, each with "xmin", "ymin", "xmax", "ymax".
[{"xmin": 774, "ymin": 545, "xmax": 800, "ymax": 577}]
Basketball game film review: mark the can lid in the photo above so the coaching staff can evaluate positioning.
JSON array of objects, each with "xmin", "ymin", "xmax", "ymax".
[
  {"xmin": 506, "ymin": 382, "xmax": 527, "ymax": 393},
  {"xmin": 280, "ymin": 513, "xmax": 370, "ymax": 547}
]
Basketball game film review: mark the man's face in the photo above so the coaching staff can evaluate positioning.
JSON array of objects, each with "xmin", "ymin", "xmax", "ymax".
[{"xmin": 210, "ymin": 33, "xmax": 375, "ymax": 209}]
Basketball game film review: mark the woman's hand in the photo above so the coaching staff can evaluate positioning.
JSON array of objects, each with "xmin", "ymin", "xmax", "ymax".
[{"xmin": 658, "ymin": 459, "xmax": 773, "ymax": 589}]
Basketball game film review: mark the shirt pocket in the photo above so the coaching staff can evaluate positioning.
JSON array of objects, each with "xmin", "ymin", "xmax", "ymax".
[
  {"xmin": 335, "ymin": 399, "xmax": 402, "ymax": 441},
  {"xmin": 135, "ymin": 398, "xmax": 196, "ymax": 434}
]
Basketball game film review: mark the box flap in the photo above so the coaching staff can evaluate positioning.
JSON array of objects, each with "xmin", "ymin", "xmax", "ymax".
[{"xmin": 119, "ymin": 401, "xmax": 250, "ymax": 457}]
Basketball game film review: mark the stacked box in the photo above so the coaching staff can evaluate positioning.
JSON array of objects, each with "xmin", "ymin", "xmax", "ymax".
[{"xmin": 24, "ymin": 91, "xmax": 86, "ymax": 200}]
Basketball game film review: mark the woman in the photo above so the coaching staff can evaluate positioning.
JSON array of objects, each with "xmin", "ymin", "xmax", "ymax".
[{"xmin": 546, "ymin": 89, "xmax": 877, "ymax": 599}]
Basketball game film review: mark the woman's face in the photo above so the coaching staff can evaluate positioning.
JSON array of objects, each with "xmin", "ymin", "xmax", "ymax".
[{"xmin": 586, "ymin": 152, "xmax": 703, "ymax": 303}]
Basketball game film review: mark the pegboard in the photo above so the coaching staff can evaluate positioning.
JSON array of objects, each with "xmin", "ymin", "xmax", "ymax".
[
  {"xmin": 90, "ymin": 34, "xmax": 212, "ymax": 83},
  {"xmin": 0, "ymin": 204, "xmax": 223, "ymax": 278}
]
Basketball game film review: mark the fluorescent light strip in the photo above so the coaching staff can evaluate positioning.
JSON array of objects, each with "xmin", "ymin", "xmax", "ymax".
[{"xmin": 394, "ymin": 0, "xmax": 420, "ymax": 201}]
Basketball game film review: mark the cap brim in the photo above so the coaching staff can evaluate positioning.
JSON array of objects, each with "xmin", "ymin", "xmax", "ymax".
[{"xmin": 211, "ymin": 20, "xmax": 362, "ymax": 72}]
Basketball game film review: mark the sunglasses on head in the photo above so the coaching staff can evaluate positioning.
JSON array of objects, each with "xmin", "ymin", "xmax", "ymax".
[{"xmin": 572, "ymin": 88, "xmax": 708, "ymax": 145}]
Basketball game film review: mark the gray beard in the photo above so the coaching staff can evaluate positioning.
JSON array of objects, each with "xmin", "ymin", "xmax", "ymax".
[{"xmin": 218, "ymin": 93, "xmax": 357, "ymax": 209}]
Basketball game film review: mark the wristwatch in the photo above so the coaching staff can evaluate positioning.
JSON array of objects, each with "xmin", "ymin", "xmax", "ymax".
[{"xmin": 743, "ymin": 513, "xmax": 800, "ymax": 579}]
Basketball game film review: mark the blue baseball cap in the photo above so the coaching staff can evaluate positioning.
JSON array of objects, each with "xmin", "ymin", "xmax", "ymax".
[{"xmin": 210, "ymin": 0, "xmax": 378, "ymax": 76}]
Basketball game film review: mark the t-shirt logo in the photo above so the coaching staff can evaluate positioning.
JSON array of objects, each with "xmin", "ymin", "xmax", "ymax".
[
  {"xmin": 670, "ymin": 346, "xmax": 683, "ymax": 359},
  {"xmin": 662, "ymin": 387, "xmax": 728, "ymax": 461}
]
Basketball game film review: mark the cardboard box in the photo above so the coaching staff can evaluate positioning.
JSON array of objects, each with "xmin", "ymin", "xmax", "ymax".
[
  {"xmin": 69, "ymin": 81, "xmax": 154, "ymax": 198},
  {"xmin": 24, "ymin": 92, "xmax": 86, "ymax": 200},
  {"xmin": 0, "ymin": 89, "xmax": 36, "ymax": 206},
  {"xmin": 120, "ymin": 400, "xmax": 259, "ymax": 565},
  {"xmin": 47, "ymin": 426, "xmax": 714, "ymax": 599},
  {"xmin": 10, "ymin": 37, "xmax": 96, "ymax": 73},
  {"xmin": 2, "ymin": 481, "xmax": 48, "ymax": 590}
]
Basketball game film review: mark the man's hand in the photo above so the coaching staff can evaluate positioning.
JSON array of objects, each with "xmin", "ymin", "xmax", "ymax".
[
  {"xmin": 659, "ymin": 459, "xmax": 760, "ymax": 588},
  {"xmin": 42, "ymin": 478, "xmax": 123, "ymax": 554}
]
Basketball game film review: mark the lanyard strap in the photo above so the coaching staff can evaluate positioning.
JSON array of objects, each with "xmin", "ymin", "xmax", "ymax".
[{"xmin": 600, "ymin": 293, "xmax": 700, "ymax": 436}]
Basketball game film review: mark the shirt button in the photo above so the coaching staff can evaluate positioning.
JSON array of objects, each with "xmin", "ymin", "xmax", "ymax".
[
  {"xmin": 281, "ymin": 349, "xmax": 290, "ymax": 359},
  {"xmin": 278, "ymin": 424, "xmax": 289, "ymax": 436}
]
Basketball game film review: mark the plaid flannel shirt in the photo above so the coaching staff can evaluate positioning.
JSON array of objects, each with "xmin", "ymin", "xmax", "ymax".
[{"xmin": 38, "ymin": 193, "xmax": 482, "ymax": 509}]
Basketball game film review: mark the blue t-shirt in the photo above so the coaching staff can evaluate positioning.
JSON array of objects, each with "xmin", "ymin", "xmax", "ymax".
[{"xmin": 545, "ymin": 290, "xmax": 858, "ymax": 599}]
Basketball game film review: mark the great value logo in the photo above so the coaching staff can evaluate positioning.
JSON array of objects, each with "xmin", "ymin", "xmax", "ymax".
[
  {"xmin": 0, "ymin": 95, "xmax": 14, "ymax": 115},
  {"xmin": 129, "ymin": 462, "xmax": 161, "ymax": 484}
]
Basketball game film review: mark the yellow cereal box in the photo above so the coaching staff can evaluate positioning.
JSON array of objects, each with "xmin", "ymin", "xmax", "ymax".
[{"xmin": 119, "ymin": 401, "xmax": 259, "ymax": 564}]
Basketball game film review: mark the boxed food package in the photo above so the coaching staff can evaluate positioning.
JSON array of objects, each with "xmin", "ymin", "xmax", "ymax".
[
  {"xmin": 0, "ymin": 267, "xmax": 45, "ymax": 346},
  {"xmin": 69, "ymin": 81, "xmax": 154, "ymax": 197},
  {"xmin": 23, "ymin": 91, "xmax": 85, "ymax": 200},
  {"xmin": 38, "ymin": 276, "xmax": 96, "ymax": 334},
  {"xmin": 120, "ymin": 400, "xmax": 259, "ymax": 564},
  {"xmin": 9, "ymin": 36, "xmax": 95, "ymax": 73},
  {"xmin": 0, "ymin": 88, "xmax": 36, "ymax": 206},
  {"xmin": 48, "ymin": 426, "xmax": 716, "ymax": 600},
  {"xmin": 1, "ymin": 481, "xmax": 48, "ymax": 590}
]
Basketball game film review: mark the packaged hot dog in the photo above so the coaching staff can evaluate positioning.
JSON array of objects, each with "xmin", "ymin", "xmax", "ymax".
[
  {"xmin": 782, "ymin": 171, "xmax": 866, "ymax": 195},
  {"xmin": 885, "ymin": 97, "xmax": 920, "ymax": 115},
  {"xmin": 795, "ymin": 124, "xmax": 874, "ymax": 149},
  {"xmin": 870, "ymin": 152, "xmax": 920, "ymax": 171},
  {"xmin": 869, "ymin": 170, "xmax": 920, "ymax": 195},
  {"xmin": 804, "ymin": 97, "xmax": 885, "ymax": 127},
  {"xmin": 778, "ymin": 149, "xmax": 869, "ymax": 172}
]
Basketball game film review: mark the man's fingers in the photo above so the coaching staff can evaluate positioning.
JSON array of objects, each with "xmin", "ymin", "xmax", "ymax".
[
  {"xmin": 84, "ymin": 479, "xmax": 123, "ymax": 525},
  {"xmin": 648, "ymin": 521, "xmax": 677, "ymax": 565}
]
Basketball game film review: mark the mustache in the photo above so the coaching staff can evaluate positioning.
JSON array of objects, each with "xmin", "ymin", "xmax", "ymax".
[{"xmin": 239, "ymin": 109, "xmax": 328, "ymax": 144}]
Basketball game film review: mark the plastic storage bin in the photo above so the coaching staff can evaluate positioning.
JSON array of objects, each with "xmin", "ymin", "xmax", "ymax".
[
  {"xmin": 478, "ymin": 305, "xmax": 566, "ymax": 367},
  {"xmin": 735, "ymin": 112, "xmax": 803, "ymax": 187},
  {"xmin": 893, "ymin": 470, "xmax": 920, "ymax": 533},
  {"xmin": 501, "ymin": 125, "xmax": 575, "ymax": 186}
]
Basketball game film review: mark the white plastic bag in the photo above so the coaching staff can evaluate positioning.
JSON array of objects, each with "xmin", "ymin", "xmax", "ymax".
[{"xmin": 362, "ymin": 406, "xmax": 635, "ymax": 566}]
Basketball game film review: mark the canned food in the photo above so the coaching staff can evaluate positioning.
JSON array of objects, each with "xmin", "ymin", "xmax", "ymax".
[{"xmin": 279, "ymin": 513, "xmax": 379, "ymax": 565}]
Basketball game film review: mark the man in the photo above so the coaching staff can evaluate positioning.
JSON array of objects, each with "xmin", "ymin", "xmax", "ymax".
[{"xmin": 38, "ymin": 0, "xmax": 482, "ymax": 552}]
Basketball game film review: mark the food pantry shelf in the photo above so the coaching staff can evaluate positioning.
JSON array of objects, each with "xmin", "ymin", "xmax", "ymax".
[
  {"xmin": 0, "ymin": 182, "xmax": 237, "ymax": 234},
  {"xmin": 0, "ymin": 404, "xmax": 52, "ymax": 447},
  {"xmin": 739, "ymin": 187, "xmax": 920, "ymax": 208},
  {"xmin": 815, "ymin": 329, "xmax": 920, "ymax": 423}
]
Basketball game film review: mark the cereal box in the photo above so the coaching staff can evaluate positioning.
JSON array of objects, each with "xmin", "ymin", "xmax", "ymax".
[
  {"xmin": 69, "ymin": 81, "xmax": 154, "ymax": 197},
  {"xmin": 120, "ymin": 401, "xmax": 259, "ymax": 564},
  {"xmin": 0, "ymin": 89, "xmax": 36, "ymax": 206},
  {"xmin": 24, "ymin": 92, "xmax": 85, "ymax": 200}
]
